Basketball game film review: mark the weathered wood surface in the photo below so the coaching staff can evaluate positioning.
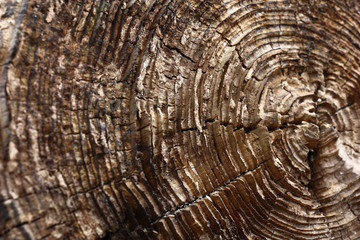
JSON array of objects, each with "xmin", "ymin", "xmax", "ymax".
[{"xmin": 1, "ymin": 0, "xmax": 360, "ymax": 239}]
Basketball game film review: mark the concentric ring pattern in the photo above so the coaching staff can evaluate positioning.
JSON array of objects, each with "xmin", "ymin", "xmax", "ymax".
[{"xmin": 1, "ymin": 0, "xmax": 360, "ymax": 239}]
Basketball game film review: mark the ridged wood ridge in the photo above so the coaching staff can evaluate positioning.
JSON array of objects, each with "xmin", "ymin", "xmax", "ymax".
[{"xmin": 0, "ymin": 0, "xmax": 360, "ymax": 239}]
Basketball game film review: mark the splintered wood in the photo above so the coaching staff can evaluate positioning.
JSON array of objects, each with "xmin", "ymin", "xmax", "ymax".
[{"xmin": 0, "ymin": 0, "xmax": 360, "ymax": 239}]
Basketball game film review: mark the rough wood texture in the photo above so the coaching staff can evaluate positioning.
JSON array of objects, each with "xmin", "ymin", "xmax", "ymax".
[{"xmin": 1, "ymin": 0, "xmax": 360, "ymax": 239}]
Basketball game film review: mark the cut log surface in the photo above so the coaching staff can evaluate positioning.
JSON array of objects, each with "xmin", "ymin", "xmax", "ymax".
[{"xmin": 1, "ymin": 0, "xmax": 360, "ymax": 239}]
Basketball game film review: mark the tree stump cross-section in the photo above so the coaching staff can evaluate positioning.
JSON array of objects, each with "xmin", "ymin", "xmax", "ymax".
[{"xmin": 0, "ymin": 0, "xmax": 360, "ymax": 239}]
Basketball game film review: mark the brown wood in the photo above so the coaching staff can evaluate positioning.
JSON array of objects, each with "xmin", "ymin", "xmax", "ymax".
[{"xmin": 1, "ymin": 0, "xmax": 360, "ymax": 239}]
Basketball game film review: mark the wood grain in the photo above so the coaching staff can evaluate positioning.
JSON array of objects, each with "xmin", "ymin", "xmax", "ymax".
[{"xmin": 0, "ymin": 0, "xmax": 360, "ymax": 239}]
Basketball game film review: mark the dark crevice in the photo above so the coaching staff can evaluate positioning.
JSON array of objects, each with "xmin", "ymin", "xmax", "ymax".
[
  {"xmin": 268, "ymin": 123, "xmax": 288, "ymax": 132},
  {"xmin": 232, "ymin": 126, "xmax": 256, "ymax": 133},
  {"xmin": 219, "ymin": 122, "xmax": 231, "ymax": 127},
  {"xmin": 141, "ymin": 161, "xmax": 267, "ymax": 231},
  {"xmin": 204, "ymin": 119, "xmax": 216, "ymax": 123},
  {"xmin": 181, "ymin": 127, "xmax": 198, "ymax": 132},
  {"xmin": 305, "ymin": 147, "xmax": 332, "ymax": 235},
  {"xmin": 335, "ymin": 101, "xmax": 355, "ymax": 113},
  {"xmin": 306, "ymin": 149, "xmax": 316, "ymax": 190},
  {"xmin": 163, "ymin": 44, "xmax": 195, "ymax": 63},
  {"xmin": 268, "ymin": 120, "xmax": 318, "ymax": 133},
  {"xmin": 100, "ymin": 233, "xmax": 112, "ymax": 240},
  {"xmin": 244, "ymin": 127, "xmax": 253, "ymax": 133}
]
